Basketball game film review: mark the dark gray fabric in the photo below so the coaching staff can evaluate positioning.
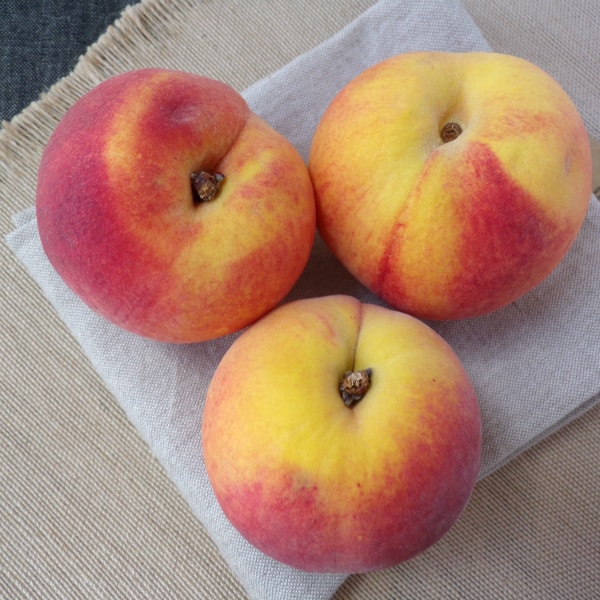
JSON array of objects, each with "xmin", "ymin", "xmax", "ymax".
[{"xmin": 0, "ymin": 0, "xmax": 136, "ymax": 122}]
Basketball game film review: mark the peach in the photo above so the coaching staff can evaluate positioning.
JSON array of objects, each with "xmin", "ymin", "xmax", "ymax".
[
  {"xmin": 36, "ymin": 68, "xmax": 315, "ymax": 342},
  {"xmin": 202, "ymin": 295, "xmax": 481, "ymax": 573},
  {"xmin": 308, "ymin": 52, "xmax": 592, "ymax": 320}
]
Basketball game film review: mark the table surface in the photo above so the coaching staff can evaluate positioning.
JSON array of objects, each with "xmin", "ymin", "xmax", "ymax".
[{"xmin": 1, "ymin": 2, "xmax": 599, "ymax": 599}]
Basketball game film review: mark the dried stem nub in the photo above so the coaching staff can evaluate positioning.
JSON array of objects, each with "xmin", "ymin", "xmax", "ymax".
[
  {"xmin": 440, "ymin": 122, "xmax": 462, "ymax": 143},
  {"xmin": 191, "ymin": 171, "xmax": 225, "ymax": 204},
  {"xmin": 340, "ymin": 368, "xmax": 372, "ymax": 407}
]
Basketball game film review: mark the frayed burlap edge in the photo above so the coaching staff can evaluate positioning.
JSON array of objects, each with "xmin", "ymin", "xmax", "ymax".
[{"xmin": 0, "ymin": 0, "xmax": 193, "ymax": 185}]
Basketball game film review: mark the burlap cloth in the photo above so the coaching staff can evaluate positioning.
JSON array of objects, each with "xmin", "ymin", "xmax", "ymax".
[{"xmin": 1, "ymin": 1, "xmax": 599, "ymax": 598}]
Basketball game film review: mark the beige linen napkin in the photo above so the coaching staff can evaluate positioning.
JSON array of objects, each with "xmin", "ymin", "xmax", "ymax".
[{"xmin": 6, "ymin": 1, "xmax": 600, "ymax": 599}]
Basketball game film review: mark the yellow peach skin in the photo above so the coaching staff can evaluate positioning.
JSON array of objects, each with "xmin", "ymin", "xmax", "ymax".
[
  {"xmin": 202, "ymin": 295, "xmax": 481, "ymax": 573},
  {"xmin": 308, "ymin": 52, "xmax": 592, "ymax": 320},
  {"xmin": 36, "ymin": 69, "xmax": 315, "ymax": 342}
]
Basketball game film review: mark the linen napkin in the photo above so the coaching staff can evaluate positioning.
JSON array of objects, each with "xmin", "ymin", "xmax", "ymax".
[{"xmin": 6, "ymin": 1, "xmax": 600, "ymax": 599}]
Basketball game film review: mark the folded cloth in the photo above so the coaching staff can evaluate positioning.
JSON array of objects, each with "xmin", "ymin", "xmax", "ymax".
[{"xmin": 6, "ymin": 0, "xmax": 600, "ymax": 599}]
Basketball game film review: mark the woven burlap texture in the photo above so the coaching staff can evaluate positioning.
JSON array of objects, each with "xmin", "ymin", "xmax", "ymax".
[{"xmin": 1, "ymin": 1, "xmax": 598, "ymax": 599}]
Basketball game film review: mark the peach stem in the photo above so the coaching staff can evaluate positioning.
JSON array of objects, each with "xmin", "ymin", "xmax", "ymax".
[
  {"xmin": 190, "ymin": 171, "xmax": 225, "ymax": 204},
  {"xmin": 339, "ymin": 368, "xmax": 373, "ymax": 407},
  {"xmin": 440, "ymin": 122, "xmax": 462, "ymax": 143}
]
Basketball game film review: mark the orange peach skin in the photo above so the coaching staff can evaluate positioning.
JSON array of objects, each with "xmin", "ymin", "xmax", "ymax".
[
  {"xmin": 202, "ymin": 295, "xmax": 481, "ymax": 573},
  {"xmin": 308, "ymin": 52, "xmax": 592, "ymax": 320},
  {"xmin": 36, "ymin": 69, "xmax": 315, "ymax": 342}
]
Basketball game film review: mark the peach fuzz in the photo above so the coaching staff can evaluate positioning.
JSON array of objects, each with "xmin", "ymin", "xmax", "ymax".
[
  {"xmin": 36, "ymin": 68, "xmax": 315, "ymax": 343},
  {"xmin": 308, "ymin": 52, "xmax": 592, "ymax": 320},
  {"xmin": 202, "ymin": 295, "xmax": 481, "ymax": 573}
]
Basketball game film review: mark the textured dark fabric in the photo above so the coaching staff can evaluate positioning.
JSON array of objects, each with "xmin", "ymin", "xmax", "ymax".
[{"xmin": 0, "ymin": 0, "xmax": 136, "ymax": 122}]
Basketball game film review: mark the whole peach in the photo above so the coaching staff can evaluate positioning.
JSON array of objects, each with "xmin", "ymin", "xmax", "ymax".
[
  {"xmin": 308, "ymin": 52, "xmax": 592, "ymax": 320},
  {"xmin": 36, "ymin": 68, "xmax": 315, "ymax": 342},
  {"xmin": 202, "ymin": 295, "xmax": 481, "ymax": 573}
]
